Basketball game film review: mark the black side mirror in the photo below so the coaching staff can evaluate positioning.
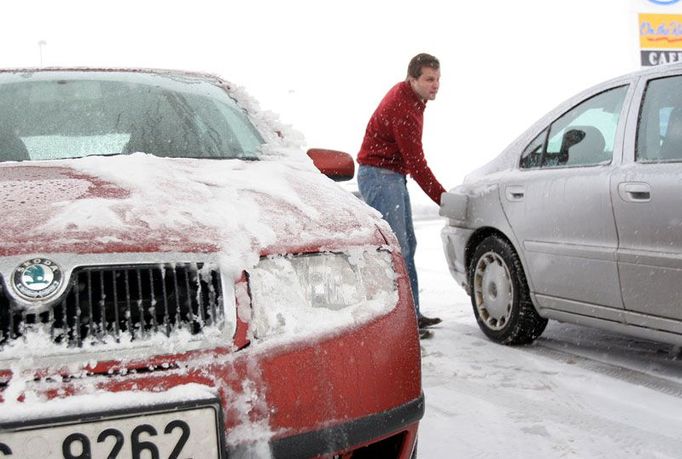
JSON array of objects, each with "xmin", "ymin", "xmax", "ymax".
[{"xmin": 558, "ymin": 128, "xmax": 586, "ymax": 164}]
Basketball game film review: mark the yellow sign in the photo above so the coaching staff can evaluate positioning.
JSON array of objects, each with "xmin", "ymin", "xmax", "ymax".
[{"xmin": 640, "ymin": 13, "xmax": 682, "ymax": 49}]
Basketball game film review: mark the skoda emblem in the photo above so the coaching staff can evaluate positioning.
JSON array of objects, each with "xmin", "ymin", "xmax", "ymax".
[{"xmin": 12, "ymin": 258, "xmax": 63, "ymax": 301}]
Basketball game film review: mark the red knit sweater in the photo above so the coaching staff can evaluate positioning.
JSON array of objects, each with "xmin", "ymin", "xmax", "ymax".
[{"xmin": 357, "ymin": 81, "xmax": 446, "ymax": 204}]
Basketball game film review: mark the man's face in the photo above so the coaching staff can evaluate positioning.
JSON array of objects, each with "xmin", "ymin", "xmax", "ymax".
[{"xmin": 409, "ymin": 67, "xmax": 440, "ymax": 101}]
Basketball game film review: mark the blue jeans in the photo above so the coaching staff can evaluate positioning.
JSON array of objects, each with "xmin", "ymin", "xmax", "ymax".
[{"xmin": 357, "ymin": 165, "xmax": 421, "ymax": 317}]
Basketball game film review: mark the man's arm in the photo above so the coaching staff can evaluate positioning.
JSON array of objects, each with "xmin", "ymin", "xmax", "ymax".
[{"xmin": 393, "ymin": 114, "xmax": 446, "ymax": 204}]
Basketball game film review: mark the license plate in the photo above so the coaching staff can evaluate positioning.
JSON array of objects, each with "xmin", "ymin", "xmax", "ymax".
[{"xmin": 0, "ymin": 399, "xmax": 223, "ymax": 458}]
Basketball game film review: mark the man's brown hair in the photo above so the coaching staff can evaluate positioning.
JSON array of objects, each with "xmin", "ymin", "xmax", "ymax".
[{"xmin": 406, "ymin": 53, "xmax": 440, "ymax": 80}]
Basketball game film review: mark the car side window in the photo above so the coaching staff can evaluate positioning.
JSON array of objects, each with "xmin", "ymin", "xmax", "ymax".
[
  {"xmin": 636, "ymin": 75, "xmax": 682, "ymax": 162},
  {"xmin": 519, "ymin": 86, "xmax": 628, "ymax": 169},
  {"xmin": 519, "ymin": 129, "xmax": 547, "ymax": 169}
]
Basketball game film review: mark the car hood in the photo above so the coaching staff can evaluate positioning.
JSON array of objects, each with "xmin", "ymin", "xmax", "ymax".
[{"xmin": 0, "ymin": 153, "xmax": 386, "ymax": 263}]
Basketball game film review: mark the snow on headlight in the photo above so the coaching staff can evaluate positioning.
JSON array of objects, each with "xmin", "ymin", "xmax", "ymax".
[{"xmin": 248, "ymin": 249, "xmax": 397, "ymax": 342}]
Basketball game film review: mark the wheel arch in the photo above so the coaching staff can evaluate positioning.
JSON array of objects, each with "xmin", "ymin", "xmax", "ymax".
[{"xmin": 464, "ymin": 226, "xmax": 535, "ymax": 299}]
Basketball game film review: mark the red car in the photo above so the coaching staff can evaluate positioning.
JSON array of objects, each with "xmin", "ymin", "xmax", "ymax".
[{"xmin": 0, "ymin": 69, "xmax": 423, "ymax": 458}]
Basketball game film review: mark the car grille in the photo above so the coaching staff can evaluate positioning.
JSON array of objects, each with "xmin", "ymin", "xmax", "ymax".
[{"xmin": 0, "ymin": 263, "xmax": 223, "ymax": 349}]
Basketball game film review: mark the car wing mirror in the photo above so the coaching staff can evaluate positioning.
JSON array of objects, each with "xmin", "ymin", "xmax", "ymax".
[
  {"xmin": 553, "ymin": 128, "xmax": 586, "ymax": 165},
  {"xmin": 307, "ymin": 148, "xmax": 355, "ymax": 182},
  {"xmin": 560, "ymin": 129, "xmax": 586, "ymax": 153}
]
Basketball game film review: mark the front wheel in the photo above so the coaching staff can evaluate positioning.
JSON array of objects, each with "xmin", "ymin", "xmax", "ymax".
[{"xmin": 469, "ymin": 235, "xmax": 547, "ymax": 344}]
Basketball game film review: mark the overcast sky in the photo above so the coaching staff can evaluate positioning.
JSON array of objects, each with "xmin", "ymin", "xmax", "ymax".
[{"xmin": 1, "ymin": 0, "xmax": 676, "ymax": 201}]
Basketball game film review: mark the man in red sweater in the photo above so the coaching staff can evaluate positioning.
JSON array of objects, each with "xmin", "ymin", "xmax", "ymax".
[{"xmin": 357, "ymin": 53, "xmax": 447, "ymax": 338}]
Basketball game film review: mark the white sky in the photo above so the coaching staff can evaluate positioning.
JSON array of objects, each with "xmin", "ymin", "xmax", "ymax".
[{"xmin": 0, "ymin": 0, "xmax": 675, "ymax": 200}]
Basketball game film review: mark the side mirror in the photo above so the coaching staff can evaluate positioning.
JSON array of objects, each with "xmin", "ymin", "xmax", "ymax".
[
  {"xmin": 561, "ymin": 129, "xmax": 586, "ymax": 151},
  {"xmin": 306, "ymin": 148, "xmax": 355, "ymax": 182},
  {"xmin": 554, "ymin": 128, "xmax": 586, "ymax": 165}
]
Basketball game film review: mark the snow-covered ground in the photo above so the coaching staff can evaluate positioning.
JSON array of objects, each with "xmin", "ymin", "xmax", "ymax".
[{"xmin": 415, "ymin": 218, "xmax": 682, "ymax": 458}]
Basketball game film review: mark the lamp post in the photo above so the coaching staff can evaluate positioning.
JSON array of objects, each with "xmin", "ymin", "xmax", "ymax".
[{"xmin": 38, "ymin": 40, "xmax": 47, "ymax": 66}]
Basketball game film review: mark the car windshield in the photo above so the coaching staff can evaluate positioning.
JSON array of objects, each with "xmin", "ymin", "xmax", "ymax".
[{"xmin": 0, "ymin": 71, "xmax": 265, "ymax": 162}]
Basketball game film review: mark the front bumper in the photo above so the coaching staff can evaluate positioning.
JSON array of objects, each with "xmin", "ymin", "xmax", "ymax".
[
  {"xmin": 441, "ymin": 224, "xmax": 475, "ymax": 292},
  {"xmin": 253, "ymin": 394, "xmax": 423, "ymax": 458},
  {"xmin": 0, "ymin": 251, "xmax": 423, "ymax": 458},
  {"xmin": 0, "ymin": 394, "xmax": 423, "ymax": 459}
]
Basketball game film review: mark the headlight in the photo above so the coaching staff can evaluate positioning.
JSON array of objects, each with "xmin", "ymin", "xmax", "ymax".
[{"xmin": 248, "ymin": 249, "xmax": 397, "ymax": 341}]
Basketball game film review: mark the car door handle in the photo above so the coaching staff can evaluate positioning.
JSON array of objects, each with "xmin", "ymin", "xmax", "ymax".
[
  {"xmin": 618, "ymin": 182, "xmax": 651, "ymax": 202},
  {"xmin": 505, "ymin": 185, "xmax": 525, "ymax": 201}
]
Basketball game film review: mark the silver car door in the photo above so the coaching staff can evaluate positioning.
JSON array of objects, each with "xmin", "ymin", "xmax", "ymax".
[
  {"xmin": 613, "ymin": 73, "xmax": 682, "ymax": 328},
  {"xmin": 500, "ymin": 85, "xmax": 630, "ymax": 319}
]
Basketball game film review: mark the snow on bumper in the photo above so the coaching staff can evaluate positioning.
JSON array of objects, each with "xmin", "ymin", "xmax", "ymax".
[{"xmin": 0, "ymin": 253, "xmax": 423, "ymax": 458}]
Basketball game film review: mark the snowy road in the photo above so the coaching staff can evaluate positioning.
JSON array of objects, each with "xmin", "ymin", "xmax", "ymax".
[{"xmin": 414, "ymin": 219, "xmax": 682, "ymax": 458}]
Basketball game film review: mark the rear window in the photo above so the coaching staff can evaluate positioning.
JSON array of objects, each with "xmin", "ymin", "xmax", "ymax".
[{"xmin": 636, "ymin": 75, "xmax": 682, "ymax": 162}]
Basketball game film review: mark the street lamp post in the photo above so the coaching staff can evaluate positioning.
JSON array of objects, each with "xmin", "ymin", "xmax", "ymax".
[{"xmin": 38, "ymin": 40, "xmax": 47, "ymax": 67}]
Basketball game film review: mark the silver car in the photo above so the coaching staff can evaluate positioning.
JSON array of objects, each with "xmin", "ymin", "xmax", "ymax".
[{"xmin": 441, "ymin": 63, "xmax": 682, "ymax": 346}]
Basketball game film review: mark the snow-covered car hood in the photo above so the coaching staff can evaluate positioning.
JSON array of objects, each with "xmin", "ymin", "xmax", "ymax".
[{"xmin": 0, "ymin": 153, "xmax": 385, "ymax": 269}]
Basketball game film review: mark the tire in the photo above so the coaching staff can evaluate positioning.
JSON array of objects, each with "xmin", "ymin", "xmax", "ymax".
[{"xmin": 468, "ymin": 235, "xmax": 547, "ymax": 345}]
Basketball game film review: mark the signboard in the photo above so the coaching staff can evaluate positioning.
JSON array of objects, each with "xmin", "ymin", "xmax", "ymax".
[{"xmin": 639, "ymin": 12, "xmax": 682, "ymax": 65}]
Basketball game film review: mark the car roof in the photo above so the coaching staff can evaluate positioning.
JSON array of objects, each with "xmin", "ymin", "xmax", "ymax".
[
  {"xmin": 464, "ymin": 63, "xmax": 682, "ymax": 181},
  {"xmin": 0, "ymin": 67, "xmax": 227, "ymax": 86},
  {"xmin": 600, "ymin": 62, "xmax": 682, "ymax": 87},
  {"xmin": 628, "ymin": 61, "xmax": 682, "ymax": 77}
]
